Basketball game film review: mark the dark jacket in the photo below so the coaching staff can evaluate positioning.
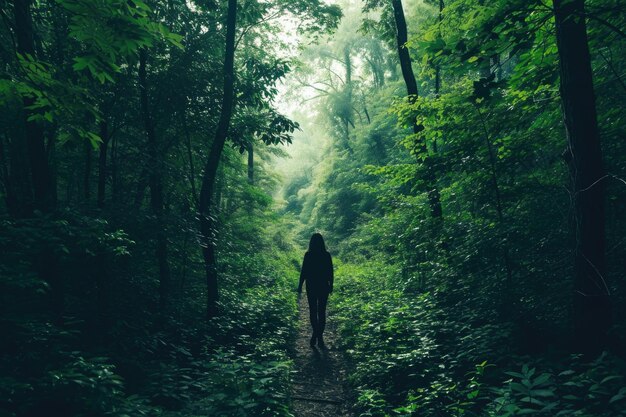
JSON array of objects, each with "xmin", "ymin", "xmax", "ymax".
[{"xmin": 298, "ymin": 251, "xmax": 334, "ymax": 295}]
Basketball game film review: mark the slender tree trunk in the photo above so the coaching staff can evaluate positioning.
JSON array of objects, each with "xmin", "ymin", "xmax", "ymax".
[
  {"xmin": 392, "ymin": 0, "xmax": 418, "ymax": 99},
  {"xmin": 369, "ymin": 40, "xmax": 385, "ymax": 87},
  {"xmin": 434, "ymin": 0, "xmax": 444, "ymax": 99},
  {"xmin": 97, "ymin": 120, "xmax": 108, "ymax": 209},
  {"xmin": 110, "ymin": 134, "xmax": 119, "ymax": 204},
  {"xmin": 14, "ymin": 0, "xmax": 55, "ymax": 214},
  {"xmin": 134, "ymin": 166, "xmax": 150, "ymax": 207},
  {"xmin": 475, "ymin": 105, "xmax": 514, "ymax": 311},
  {"xmin": 247, "ymin": 142, "xmax": 254, "ymax": 185},
  {"xmin": 342, "ymin": 47, "xmax": 354, "ymax": 153},
  {"xmin": 47, "ymin": 129, "xmax": 57, "ymax": 206},
  {"xmin": 344, "ymin": 47, "xmax": 353, "ymax": 115},
  {"xmin": 247, "ymin": 142, "xmax": 254, "ymax": 213},
  {"xmin": 199, "ymin": 0, "xmax": 237, "ymax": 319},
  {"xmin": 553, "ymin": 0, "xmax": 610, "ymax": 355},
  {"xmin": 14, "ymin": 0, "xmax": 63, "ymax": 324},
  {"xmin": 0, "ymin": 136, "xmax": 9, "ymax": 207},
  {"xmin": 84, "ymin": 139, "xmax": 92, "ymax": 202},
  {"xmin": 181, "ymin": 112, "xmax": 198, "ymax": 205},
  {"xmin": 3, "ymin": 132, "xmax": 32, "ymax": 216},
  {"xmin": 215, "ymin": 165, "xmax": 225, "ymax": 211},
  {"xmin": 391, "ymin": 0, "xmax": 442, "ymax": 218},
  {"xmin": 433, "ymin": 0, "xmax": 444, "ymax": 154},
  {"xmin": 139, "ymin": 49, "xmax": 171, "ymax": 312}
]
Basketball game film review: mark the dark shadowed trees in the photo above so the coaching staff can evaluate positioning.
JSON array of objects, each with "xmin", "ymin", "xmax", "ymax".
[
  {"xmin": 553, "ymin": 0, "xmax": 611, "ymax": 354},
  {"xmin": 390, "ymin": 0, "xmax": 442, "ymax": 218},
  {"xmin": 139, "ymin": 49, "xmax": 171, "ymax": 312},
  {"xmin": 13, "ymin": 0, "xmax": 55, "ymax": 214},
  {"xmin": 199, "ymin": 0, "xmax": 238, "ymax": 319}
]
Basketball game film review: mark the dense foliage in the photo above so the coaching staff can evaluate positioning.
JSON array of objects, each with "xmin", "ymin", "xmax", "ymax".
[
  {"xmin": 278, "ymin": 0, "xmax": 626, "ymax": 415},
  {"xmin": 0, "ymin": 0, "xmax": 337, "ymax": 415},
  {"xmin": 1, "ymin": 0, "xmax": 625, "ymax": 415}
]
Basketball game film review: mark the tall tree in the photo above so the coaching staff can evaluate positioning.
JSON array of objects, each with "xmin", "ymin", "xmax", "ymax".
[
  {"xmin": 434, "ymin": 0, "xmax": 443, "ymax": 97},
  {"xmin": 13, "ymin": 0, "xmax": 55, "ymax": 214},
  {"xmin": 199, "ymin": 0, "xmax": 238, "ymax": 319},
  {"xmin": 247, "ymin": 142, "xmax": 254, "ymax": 185},
  {"xmin": 139, "ymin": 49, "xmax": 171, "ymax": 311},
  {"xmin": 390, "ymin": 0, "xmax": 442, "ymax": 218},
  {"xmin": 553, "ymin": 0, "xmax": 611, "ymax": 354},
  {"xmin": 97, "ymin": 119, "xmax": 108, "ymax": 209},
  {"xmin": 391, "ymin": 0, "xmax": 418, "ymax": 103}
]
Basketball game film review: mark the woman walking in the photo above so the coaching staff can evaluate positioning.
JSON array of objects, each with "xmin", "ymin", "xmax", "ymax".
[{"xmin": 297, "ymin": 233, "xmax": 334, "ymax": 348}]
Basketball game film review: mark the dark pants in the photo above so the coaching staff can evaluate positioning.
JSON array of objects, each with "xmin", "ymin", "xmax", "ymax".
[{"xmin": 307, "ymin": 291, "xmax": 329, "ymax": 337}]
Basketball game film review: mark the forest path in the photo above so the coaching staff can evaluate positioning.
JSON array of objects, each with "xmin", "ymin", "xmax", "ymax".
[{"xmin": 290, "ymin": 294, "xmax": 352, "ymax": 417}]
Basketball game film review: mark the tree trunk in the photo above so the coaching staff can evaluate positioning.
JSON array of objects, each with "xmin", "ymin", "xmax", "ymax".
[
  {"xmin": 198, "ymin": 0, "xmax": 237, "ymax": 319},
  {"xmin": 391, "ymin": 0, "xmax": 442, "ymax": 218},
  {"xmin": 433, "ymin": 0, "xmax": 444, "ymax": 153},
  {"xmin": 14, "ymin": 0, "xmax": 63, "ymax": 324},
  {"xmin": 247, "ymin": 142, "xmax": 254, "ymax": 185},
  {"xmin": 344, "ymin": 46, "xmax": 353, "ymax": 116},
  {"xmin": 14, "ymin": 0, "xmax": 55, "ymax": 214},
  {"xmin": 3, "ymin": 132, "xmax": 32, "ymax": 216},
  {"xmin": 553, "ymin": 0, "xmax": 610, "ymax": 355},
  {"xmin": 84, "ymin": 139, "xmax": 92, "ymax": 202},
  {"xmin": 181, "ymin": 112, "xmax": 198, "ymax": 205},
  {"xmin": 110, "ymin": 133, "xmax": 119, "ymax": 204},
  {"xmin": 391, "ymin": 0, "xmax": 418, "ymax": 100},
  {"xmin": 434, "ymin": 0, "xmax": 444, "ymax": 99},
  {"xmin": 342, "ymin": 47, "xmax": 354, "ymax": 153},
  {"xmin": 0, "ymin": 135, "xmax": 9, "ymax": 208},
  {"xmin": 475, "ymin": 104, "xmax": 514, "ymax": 316},
  {"xmin": 139, "ymin": 49, "xmax": 171, "ymax": 312},
  {"xmin": 97, "ymin": 120, "xmax": 108, "ymax": 209},
  {"xmin": 215, "ymin": 165, "xmax": 225, "ymax": 212},
  {"xmin": 47, "ymin": 129, "xmax": 58, "ymax": 206}
]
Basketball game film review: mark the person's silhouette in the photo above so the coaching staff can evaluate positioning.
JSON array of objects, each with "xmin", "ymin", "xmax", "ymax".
[{"xmin": 298, "ymin": 233, "xmax": 334, "ymax": 348}]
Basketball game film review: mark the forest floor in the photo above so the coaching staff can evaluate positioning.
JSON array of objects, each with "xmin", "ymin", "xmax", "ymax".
[{"xmin": 290, "ymin": 294, "xmax": 352, "ymax": 417}]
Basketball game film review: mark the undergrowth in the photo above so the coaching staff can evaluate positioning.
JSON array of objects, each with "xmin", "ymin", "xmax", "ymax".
[{"xmin": 333, "ymin": 259, "xmax": 626, "ymax": 417}]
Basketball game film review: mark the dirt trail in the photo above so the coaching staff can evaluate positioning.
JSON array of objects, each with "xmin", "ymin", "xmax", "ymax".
[{"xmin": 290, "ymin": 295, "xmax": 351, "ymax": 417}]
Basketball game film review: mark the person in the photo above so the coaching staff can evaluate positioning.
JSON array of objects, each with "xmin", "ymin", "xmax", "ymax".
[{"xmin": 297, "ymin": 233, "xmax": 334, "ymax": 348}]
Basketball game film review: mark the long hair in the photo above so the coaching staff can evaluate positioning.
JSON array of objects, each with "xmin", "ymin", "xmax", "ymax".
[{"xmin": 308, "ymin": 233, "xmax": 327, "ymax": 253}]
